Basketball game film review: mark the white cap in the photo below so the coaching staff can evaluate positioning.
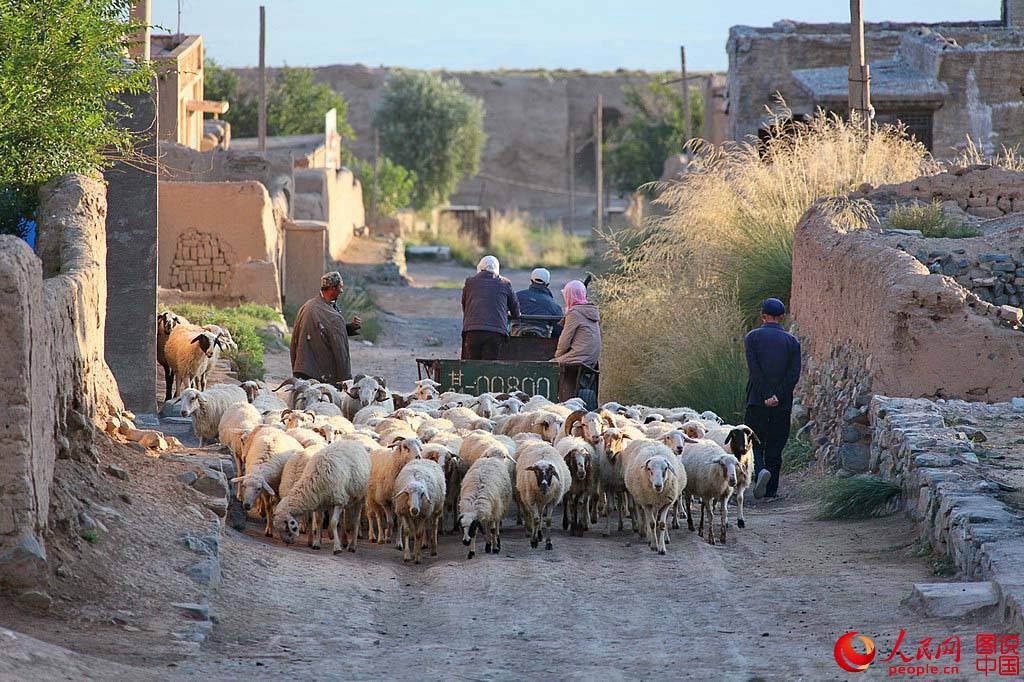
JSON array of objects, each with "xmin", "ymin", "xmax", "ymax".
[
  {"xmin": 477, "ymin": 255, "xmax": 500, "ymax": 275},
  {"xmin": 530, "ymin": 268, "xmax": 551, "ymax": 285}
]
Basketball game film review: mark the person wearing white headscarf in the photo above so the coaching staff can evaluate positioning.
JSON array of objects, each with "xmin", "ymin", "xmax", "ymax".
[{"xmin": 461, "ymin": 255, "xmax": 520, "ymax": 360}]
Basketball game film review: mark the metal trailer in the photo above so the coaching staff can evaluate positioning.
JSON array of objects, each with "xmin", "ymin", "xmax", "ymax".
[{"xmin": 415, "ymin": 316, "xmax": 599, "ymax": 408}]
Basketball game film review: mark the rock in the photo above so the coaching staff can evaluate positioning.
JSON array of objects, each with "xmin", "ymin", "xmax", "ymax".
[
  {"xmin": 121, "ymin": 410, "xmax": 136, "ymax": 422},
  {"xmin": 78, "ymin": 512, "xmax": 98, "ymax": 533},
  {"xmin": 105, "ymin": 464, "xmax": 129, "ymax": 481},
  {"xmin": 790, "ymin": 404, "xmax": 809, "ymax": 429},
  {"xmin": 117, "ymin": 420, "xmax": 137, "ymax": 435},
  {"xmin": 165, "ymin": 436, "xmax": 184, "ymax": 449},
  {"xmin": 191, "ymin": 468, "xmax": 229, "ymax": 499},
  {"xmin": 980, "ymin": 254, "xmax": 1010, "ymax": 263},
  {"xmin": 841, "ymin": 425, "xmax": 868, "ymax": 443},
  {"xmin": 795, "ymin": 421, "xmax": 815, "ymax": 443},
  {"xmin": 184, "ymin": 559, "xmax": 221, "ymax": 590},
  {"xmin": 907, "ymin": 582, "xmax": 998, "ymax": 618},
  {"xmin": 0, "ymin": 536, "xmax": 47, "ymax": 589},
  {"xmin": 127, "ymin": 442, "xmax": 147, "ymax": 454},
  {"xmin": 202, "ymin": 496, "xmax": 228, "ymax": 518},
  {"xmin": 159, "ymin": 399, "xmax": 183, "ymax": 418},
  {"xmin": 180, "ymin": 532, "xmax": 219, "ymax": 558},
  {"xmin": 15, "ymin": 590, "xmax": 52, "ymax": 610},
  {"xmin": 171, "ymin": 602, "xmax": 210, "ymax": 621},
  {"xmin": 125, "ymin": 429, "xmax": 168, "ymax": 450},
  {"xmin": 998, "ymin": 305, "xmax": 1023, "ymax": 323},
  {"xmin": 177, "ymin": 471, "xmax": 199, "ymax": 486},
  {"xmin": 104, "ymin": 417, "xmax": 121, "ymax": 434},
  {"xmin": 838, "ymin": 443, "xmax": 870, "ymax": 472},
  {"xmin": 884, "ymin": 228, "xmax": 923, "ymax": 237}
]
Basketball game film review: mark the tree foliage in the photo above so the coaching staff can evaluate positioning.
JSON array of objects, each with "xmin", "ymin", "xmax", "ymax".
[
  {"xmin": 373, "ymin": 71, "xmax": 485, "ymax": 210},
  {"xmin": 353, "ymin": 157, "xmax": 416, "ymax": 219},
  {"xmin": 605, "ymin": 81, "xmax": 703, "ymax": 195},
  {"xmin": 204, "ymin": 63, "xmax": 353, "ymax": 141},
  {"xmin": 0, "ymin": 0, "xmax": 152, "ymax": 235}
]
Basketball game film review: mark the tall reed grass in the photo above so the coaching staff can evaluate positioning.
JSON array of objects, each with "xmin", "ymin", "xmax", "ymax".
[{"xmin": 597, "ymin": 111, "xmax": 937, "ymax": 415}]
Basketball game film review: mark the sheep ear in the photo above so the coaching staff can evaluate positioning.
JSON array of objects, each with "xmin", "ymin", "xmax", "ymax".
[
  {"xmin": 262, "ymin": 481, "xmax": 277, "ymax": 496},
  {"xmin": 683, "ymin": 434, "xmax": 698, "ymax": 443},
  {"xmin": 375, "ymin": 376, "xmax": 387, "ymax": 388},
  {"xmin": 749, "ymin": 429, "xmax": 762, "ymax": 445},
  {"xmin": 525, "ymin": 465, "xmax": 539, "ymax": 472},
  {"xmin": 230, "ymin": 476, "xmax": 244, "ymax": 483},
  {"xmin": 549, "ymin": 469, "xmax": 559, "ymax": 480},
  {"xmin": 353, "ymin": 374, "xmax": 366, "ymax": 384},
  {"xmin": 724, "ymin": 430, "xmax": 736, "ymax": 446}
]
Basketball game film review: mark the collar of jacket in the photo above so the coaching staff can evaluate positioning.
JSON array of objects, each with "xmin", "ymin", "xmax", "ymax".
[
  {"xmin": 763, "ymin": 322, "xmax": 783, "ymax": 329},
  {"xmin": 529, "ymin": 282, "xmax": 553, "ymax": 297}
]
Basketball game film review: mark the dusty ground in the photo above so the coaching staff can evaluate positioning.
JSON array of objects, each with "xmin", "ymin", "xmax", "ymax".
[{"xmin": 3, "ymin": 257, "xmax": 1002, "ymax": 680}]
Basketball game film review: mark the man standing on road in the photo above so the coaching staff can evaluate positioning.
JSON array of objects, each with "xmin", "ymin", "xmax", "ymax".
[
  {"xmin": 290, "ymin": 271, "xmax": 362, "ymax": 384},
  {"xmin": 744, "ymin": 297, "xmax": 801, "ymax": 500},
  {"xmin": 512, "ymin": 268, "xmax": 563, "ymax": 337},
  {"xmin": 461, "ymin": 255, "xmax": 520, "ymax": 360}
]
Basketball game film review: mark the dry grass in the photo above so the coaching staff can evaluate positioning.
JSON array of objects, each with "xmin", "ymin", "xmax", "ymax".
[
  {"xmin": 597, "ymin": 110, "xmax": 937, "ymax": 414},
  {"xmin": 887, "ymin": 201, "xmax": 980, "ymax": 239}
]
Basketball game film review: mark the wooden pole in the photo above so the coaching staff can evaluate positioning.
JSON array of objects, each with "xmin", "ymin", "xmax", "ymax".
[
  {"xmin": 258, "ymin": 5, "xmax": 267, "ymax": 151},
  {"xmin": 594, "ymin": 95, "xmax": 603, "ymax": 233},
  {"xmin": 679, "ymin": 46, "xmax": 691, "ymax": 143},
  {"xmin": 848, "ymin": 0, "xmax": 871, "ymax": 132},
  {"xmin": 568, "ymin": 130, "xmax": 575, "ymax": 234},
  {"xmin": 371, "ymin": 128, "xmax": 380, "ymax": 222}
]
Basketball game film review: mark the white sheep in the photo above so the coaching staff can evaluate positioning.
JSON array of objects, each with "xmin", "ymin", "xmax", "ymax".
[
  {"xmin": 164, "ymin": 324, "xmax": 220, "ymax": 397},
  {"xmin": 231, "ymin": 450, "xmax": 297, "ymax": 536},
  {"xmin": 240, "ymin": 380, "xmax": 288, "ymax": 413},
  {"xmin": 495, "ymin": 410, "xmax": 562, "ymax": 442},
  {"xmin": 594, "ymin": 428, "xmax": 632, "ymax": 535},
  {"xmin": 393, "ymin": 458, "xmax": 447, "ymax": 564},
  {"xmin": 706, "ymin": 425, "xmax": 758, "ymax": 529},
  {"xmin": 342, "ymin": 375, "xmax": 394, "ymax": 419},
  {"xmin": 624, "ymin": 442, "xmax": 685, "ymax": 555},
  {"xmin": 680, "ymin": 443, "xmax": 739, "ymax": 546},
  {"xmin": 364, "ymin": 438, "xmax": 424, "ymax": 545},
  {"xmin": 157, "ymin": 311, "xmax": 184, "ymax": 402},
  {"xmin": 515, "ymin": 441, "xmax": 570, "ymax": 550},
  {"xmin": 273, "ymin": 440, "xmax": 371, "ymax": 553},
  {"xmin": 556, "ymin": 436, "xmax": 598, "ymax": 536},
  {"xmin": 459, "ymin": 456, "xmax": 513, "ymax": 559},
  {"xmin": 443, "ymin": 406, "xmax": 496, "ymax": 432},
  {"xmin": 179, "ymin": 384, "xmax": 246, "ymax": 445},
  {"xmin": 218, "ymin": 401, "xmax": 262, "ymax": 473},
  {"xmin": 240, "ymin": 425, "xmax": 305, "ymax": 481}
]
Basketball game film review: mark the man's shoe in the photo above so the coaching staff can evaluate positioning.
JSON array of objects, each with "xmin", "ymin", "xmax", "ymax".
[{"xmin": 753, "ymin": 469, "xmax": 771, "ymax": 499}]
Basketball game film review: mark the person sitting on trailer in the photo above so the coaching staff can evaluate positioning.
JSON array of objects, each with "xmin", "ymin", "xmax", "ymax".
[
  {"xmin": 511, "ymin": 268, "xmax": 563, "ymax": 338},
  {"xmin": 554, "ymin": 279, "xmax": 600, "ymax": 368},
  {"xmin": 461, "ymin": 255, "xmax": 520, "ymax": 360}
]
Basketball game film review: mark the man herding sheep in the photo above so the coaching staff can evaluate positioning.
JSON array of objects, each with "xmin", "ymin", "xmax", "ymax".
[
  {"xmin": 744, "ymin": 298, "xmax": 801, "ymax": 500},
  {"xmin": 290, "ymin": 271, "xmax": 362, "ymax": 385}
]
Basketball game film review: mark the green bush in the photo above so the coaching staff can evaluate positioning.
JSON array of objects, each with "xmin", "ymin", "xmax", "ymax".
[
  {"xmin": 353, "ymin": 156, "xmax": 416, "ymax": 219},
  {"xmin": 166, "ymin": 304, "xmax": 286, "ymax": 382},
  {"xmin": 336, "ymin": 277, "xmax": 383, "ymax": 343},
  {"xmin": 886, "ymin": 201, "xmax": 980, "ymax": 239},
  {"xmin": 782, "ymin": 438, "xmax": 815, "ymax": 473},
  {"xmin": 0, "ymin": 0, "xmax": 153, "ymax": 235},
  {"xmin": 374, "ymin": 71, "xmax": 485, "ymax": 210},
  {"xmin": 817, "ymin": 476, "xmax": 901, "ymax": 520}
]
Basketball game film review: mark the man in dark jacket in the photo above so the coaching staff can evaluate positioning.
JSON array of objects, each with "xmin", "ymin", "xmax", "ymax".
[
  {"xmin": 461, "ymin": 256, "xmax": 520, "ymax": 360},
  {"xmin": 290, "ymin": 271, "xmax": 361, "ymax": 384},
  {"xmin": 744, "ymin": 298, "xmax": 801, "ymax": 499},
  {"xmin": 512, "ymin": 268, "xmax": 563, "ymax": 337}
]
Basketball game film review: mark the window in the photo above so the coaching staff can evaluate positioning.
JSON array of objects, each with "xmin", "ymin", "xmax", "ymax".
[{"xmin": 874, "ymin": 110, "xmax": 934, "ymax": 151}]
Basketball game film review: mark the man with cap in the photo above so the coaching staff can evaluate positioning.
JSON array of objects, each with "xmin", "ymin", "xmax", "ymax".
[
  {"xmin": 512, "ymin": 268, "xmax": 564, "ymax": 337},
  {"xmin": 290, "ymin": 271, "xmax": 362, "ymax": 384},
  {"xmin": 744, "ymin": 297, "xmax": 801, "ymax": 500},
  {"xmin": 461, "ymin": 255, "xmax": 520, "ymax": 360}
]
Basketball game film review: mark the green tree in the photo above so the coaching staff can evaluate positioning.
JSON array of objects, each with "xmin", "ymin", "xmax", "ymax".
[
  {"xmin": 0, "ymin": 0, "xmax": 152, "ymax": 234},
  {"xmin": 204, "ymin": 59, "xmax": 257, "ymax": 138},
  {"xmin": 605, "ymin": 82, "xmax": 703, "ymax": 195},
  {"xmin": 353, "ymin": 157, "xmax": 416, "ymax": 219},
  {"xmin": 373, "ymin": 71, "xmax": 485, "ymax": 210}
]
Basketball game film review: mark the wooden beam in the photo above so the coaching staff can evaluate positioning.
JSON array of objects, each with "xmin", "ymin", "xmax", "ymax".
[
  {"xmin": 848, "ymin": 0, "xmax": 872, "ymax": 132},
  {"xmin": 186, "ymin": 99, "xmax": 230, "ymax": 115},
  {"xmin": 258, "ymin": 5, "xmax": 267, "ymax": 151},
  {"xmin": 595, "ymin": 94, "xmax": 603, "ymax": 233}
]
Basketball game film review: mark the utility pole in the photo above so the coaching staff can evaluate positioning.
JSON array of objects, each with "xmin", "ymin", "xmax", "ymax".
[
  {"xmin": 848, "ymin": 0, "xmax": 872, "ymax": 132},
  {"xmin": 258, "ymin": 5, "xmax": 267, "ymax": 151},
  {"xmin": 568, "ymin": 130, "xmax": 575, "ymax": 234},
  {"xmin": 594, "ymin": 95, "xmax": 603, "ymax": 233},
  {"xmin": 371, "ymin": 128, "xmax": 380, "ymax": 223},
  {"xmin": 679, "ymin": 46, "xmax": 691, "ymax": 142}
]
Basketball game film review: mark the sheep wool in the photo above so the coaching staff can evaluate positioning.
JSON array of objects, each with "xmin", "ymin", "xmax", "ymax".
[
  {"xmin": 393, "ymin": 458, "xmax": 447, "ymax": 564},
  {"xmin": 624, "ymin": 443, "xmax": 685, "ymax": 555},
  {"xmin": 459, "ymin": 456, "xmax": 513, "ymax": 559},
  {"xmin": 180, "ymin": 384, "xmax": 247, "ymax": 445}
]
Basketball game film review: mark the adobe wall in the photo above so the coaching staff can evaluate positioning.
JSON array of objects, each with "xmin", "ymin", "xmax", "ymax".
[
  {"xmin": 0, "ymin": 175, "xmax": 123, "ymax": 590},
  {"xmin": 791, "ymin": 166, "xmax": 1024, "ymax": 471},
  {"xmin": 283, "ymin": 220, "xmax": 327, "ymax": 309},
  {"xmin": 158, "ymin": 181, "xmax": 283, "ymax": 309},
  {"xmin": 292, "ymin": 167, "xmax": 363, "ymax": 260}
]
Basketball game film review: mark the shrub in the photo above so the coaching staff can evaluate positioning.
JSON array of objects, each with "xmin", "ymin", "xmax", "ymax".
[
  {"xmin": 165, "ymin": 303, "xmax": 286, "ymax": 382},
  {"xmin": 336, "ymin": 277, "xmax": 383, "ymax": 343},
  {"xmin": 0, "ymin": 0, "xmax": 152, "ymax": 236},
  {"xmin": 886, "ymin": 201, "xmax": 980, "ymax": 239},
  {"xmin": 599, "ymin": 110, "xmax": 937, "ymax": 409},
  {"xmin": 353, "ymin": 157, "xmax": 416, "ymax": 219},
  {"xmin": 374, "ymin": 71, "xmax": 485, "ymax": 210},
  {"xmin": 782, "ymin": 438, "xmax": 815, "ymax": 474},
  {"xmin": 816, "ymin": 475, "xmax": 901, "ymax": 520}
]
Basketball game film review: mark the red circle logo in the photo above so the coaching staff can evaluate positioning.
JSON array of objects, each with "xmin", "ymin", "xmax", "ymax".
[{"xmin": 834, "ymin": 632, "xmax": 877, "ymax": 673}]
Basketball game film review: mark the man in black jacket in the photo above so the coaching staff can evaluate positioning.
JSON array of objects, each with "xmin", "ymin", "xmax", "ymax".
[
  {"xmin": 461, "ymin": 256, "xmax": 520, "ymax": 360},
  {"xmin": 744, "ymin": 298, "xmax": 801, "ymax": 499},
  {"xmin": 513, "ymin": 268, "xmax": 563, "ymax": 337}
]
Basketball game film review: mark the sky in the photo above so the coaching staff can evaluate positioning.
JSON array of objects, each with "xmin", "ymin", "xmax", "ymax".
[{"xmin": 152, "ymin": 1, "xmax": 1000, "ymax": 73}]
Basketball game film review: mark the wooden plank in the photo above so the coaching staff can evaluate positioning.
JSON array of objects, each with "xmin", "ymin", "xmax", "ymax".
[{"xmin": 186, "ymin": 99, "xmax": 230, "ymax": 114}]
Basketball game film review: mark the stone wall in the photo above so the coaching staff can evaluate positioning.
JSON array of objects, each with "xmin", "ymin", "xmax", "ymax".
[
  {"xmin": 158, "ymin": 181, "xmax": 283, "ymax": 309},
  {"xmin": 871, "ymin": 396, "xmax": 1024, "ymax": 631},
  {"xmin": 0, "ymin": 175, "xmax": 123, "ymax": 590},
  {"xmin": 791, "ymin": 167, "xmax": 1024, "ymax": 471}
]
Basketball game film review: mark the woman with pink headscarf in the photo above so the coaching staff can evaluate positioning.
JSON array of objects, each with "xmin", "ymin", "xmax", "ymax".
[{"xmin": 554, "ymin": 279, "xmax": 601, "ymax": 366}]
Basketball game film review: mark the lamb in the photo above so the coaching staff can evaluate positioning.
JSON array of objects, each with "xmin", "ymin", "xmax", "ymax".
[
  {"xmin": 392, "ymin": 458, "xmax": 447, "ymax": 563},
  {"xmin": 706, "ymin": 425, "xmax": 758, "ymax": 529},
  {"xmin": 459, "ymin": 456, "xmax": 513, "ymax": 559},
  {"xmin": 365, "ymin": 438, "xmax": 424, "ymax": 544},
  {"xmin": 231, "ymin": 450, "xmax": 297, "ymax": 536},
  {"xmin": 218, "ymin": 401, "xmax": 262, "ymax": 473},
  {"xmin": 624, "ymin": 442, "xmax": 685, "ymax": 554},
  {"xmin": 680, "ymin": 443, "xmax": 740, "ymax": 546},
  {"xmin": 164, "ymin": 324, "xmax": 221, "ymax": 397},
  {"xmin": 556, "ymin": 436, "xmax": 597, "ymax": 536},
  {"xmin": 179, "ymin": 384, "xmax": 246, "ymax": 445},
  {"xmin": 515, "ymin": 441, "xmax": 571, "ymax": 550},
  {"xmin": 240, "ymin": 380, "xmax": 288, "ymax": 413},
  {"xmin": 412, "ymin": 378, "xmax": 441, "ymax": 400},
  {"xmin": 157, "ymin": 311, "xmax": 184, "ymax": 402},
  {"xmin": 273, "ymin": 440, "xmax": 371, "ymax": 553},
  {"xmin": 443, "ymin": 406, "xmax": 496, "ymax": 432},
  {"xmin": 594, "ymin": 428, "xmax": 633, "ymax": 535}
]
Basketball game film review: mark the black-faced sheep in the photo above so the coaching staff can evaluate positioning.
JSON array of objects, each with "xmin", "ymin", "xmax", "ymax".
[{"xmin": 459, "ymin": 456, "xmax": 513, "ymax": 559}]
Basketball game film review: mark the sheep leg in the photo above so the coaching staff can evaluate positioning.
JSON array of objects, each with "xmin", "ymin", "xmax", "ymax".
[
  {"xmin": 685, "ymin": 495, "xmax": 695, "ymax": 532},
  {"xmin": 348, "ymin": 500, "xmax": 363, "ymax": 552},
  {"xmin": 328, "ymin": 505, "xmax": 344, "ymax": 555},
  {"xmin": 718, "ymin": 496, "xmax": 728, "ymax": 544},
  {"xmin": 736, "ymin": 486, "xmax": 747, "ymax": 529},
  {"xmin": 646, "ymin": 505, "xmax": 657, "ymax": 551},
  {"xmin": 430, "ymin": 515, "xmax": 439, "ymax": 556},
  {"xmin": 671, "ymin": 497, "xmax": 680, "ymax": 530},
  {"xmin": 467, "ymin": 521, "xmax": 478, "ymax": 560},
  {"xmin": 493, "ymin": 521, "xmax": 501, "ymax": 553},
  {"xmin": 656, "ymin": 504, "xmax": 671, "ymax": 555},
  {"xmin": 543, "ymin": 505, "xmax": 553, "ymax": 551},
  {"xmin": 413, "ymin": 521, "xmax": 424, "ymax": 564},
  {"xmin": 261, "ymin": 494, "xmax": 273, "ymax": 537},
  {"xmin": 603, "ymin": 499, "xmax": 612, "ymax": 537},
  {"xmin": 528, "ymin": 510, "xmax": 539, "ymax": 549},
  {"xmin": 617, "ymin": 493, "xmax": 625, "ymax": 532},
  {"xmin": 562, "ymin": 497, "xmax": 570, "ymax": 531},
  {"xmin": 401, "ymin": 522, "xmax": 412, "ymax": 562},
  {"xmin": 704, "ymin": 501, "xmax": 716, "ymax": 546},
  {"xmin": 309, "ymin": 511, "xmax": 322, "ymax": 549},
  {"xmin": 698, "ymin": 499, "xmax": 706, "ymax": 538}
]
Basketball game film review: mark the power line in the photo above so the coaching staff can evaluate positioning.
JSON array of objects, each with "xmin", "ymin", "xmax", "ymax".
[{"xmin": 473, "ymin": 171, "xmax": 597, "ymax": 197}]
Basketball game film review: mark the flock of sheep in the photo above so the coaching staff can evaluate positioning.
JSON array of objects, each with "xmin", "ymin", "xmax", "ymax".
[{"xmin": 159, "ymin": 322, "xmax": 759, "ymax": 561}]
